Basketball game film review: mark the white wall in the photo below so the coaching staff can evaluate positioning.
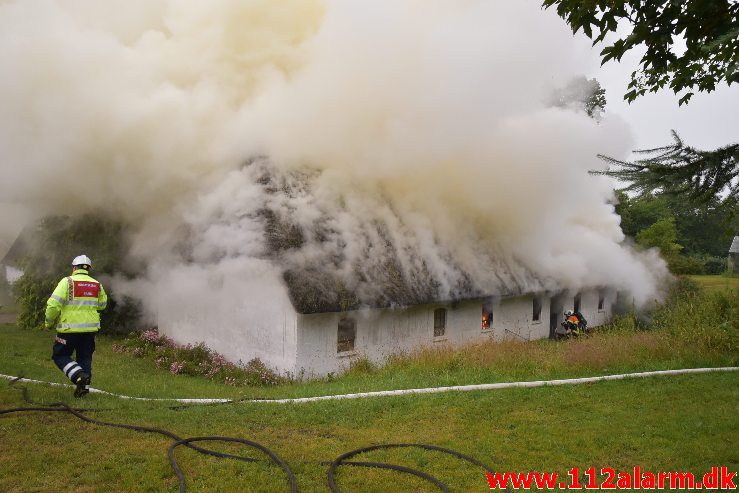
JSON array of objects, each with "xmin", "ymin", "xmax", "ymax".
[
  {"xmin": 154, "ymin": 282, "xmax": 615, "ymax": 377},
  {"xmin": 156, "ymin": 269, "xmax": 299, "ymax": 374},
  {"xmin": 297, "ymin": 300, "xmax": 489, "ymax": 376},
  {"xmin": 296, "ymin": 288, "xmax": 615, "ymax": 376},
  {"xmin": 491, "ymin": 295, "xmax": 551, "ymax": 341},
  {"xmin": 559, "ymin": 288, "xmax": 617, "ymax": 328}
]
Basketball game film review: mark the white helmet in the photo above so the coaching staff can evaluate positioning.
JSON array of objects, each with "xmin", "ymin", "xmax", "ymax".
[
  {"xmin": 565, "ymin": 310, "xmax": 573, "ymax": 317},
  {"xmin": 72, "ymin": 255, "xmax": 92, "ymax": 268}
]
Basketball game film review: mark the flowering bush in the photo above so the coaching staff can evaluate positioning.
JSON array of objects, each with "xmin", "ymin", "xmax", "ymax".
[{"xmin": 113, "ymin": 328, "xmax": 284, "ymax": 386}]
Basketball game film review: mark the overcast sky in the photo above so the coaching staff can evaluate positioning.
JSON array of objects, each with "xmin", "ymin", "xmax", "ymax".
[{"xmin": 590, "ymin": 31, "xmax": 738, "ymax": 153}]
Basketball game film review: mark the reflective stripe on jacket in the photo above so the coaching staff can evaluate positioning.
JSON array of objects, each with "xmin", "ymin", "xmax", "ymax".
[{"xmin": 45, "ymin": 269, "xmax": 107, "ymax": 333}]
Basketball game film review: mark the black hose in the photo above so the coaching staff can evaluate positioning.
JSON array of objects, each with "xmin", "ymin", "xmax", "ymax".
[
  {"xmin": 334, "ymin": 460, "xmax": 451, "ymax": 492},
  {"xmin": 169, "ymin": 437, "xmax": 298, "ymax": 493},
  {"xmin": 327, "ymin": 443, "xmax": 497, "ymax": 493},
  {"xmin": 3, "ymin": 385, "xmax": 500, "ymax": 492},
  {"xmin": 0, "ymin": 400, "xmax": 296, "ymax": 492}
]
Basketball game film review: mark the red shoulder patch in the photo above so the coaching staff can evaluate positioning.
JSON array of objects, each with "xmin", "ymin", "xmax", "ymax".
[{"xmin": 73, "ymin": 281, "xmax": 100, "ymax": 298}]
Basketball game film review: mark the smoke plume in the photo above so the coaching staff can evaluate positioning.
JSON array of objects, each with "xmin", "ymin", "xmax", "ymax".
[{"xmin": 0, "ymin": 1, "xmax": 668, "ymax": 334}]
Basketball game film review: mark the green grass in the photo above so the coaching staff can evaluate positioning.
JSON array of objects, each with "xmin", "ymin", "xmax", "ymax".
[
  {"xmin": 0, "ymin": 279, "xmax": 737, "ymax": 491},
  {"xmin": 0, "ymin": 366, "xmax": 736, "ymax": 492},
  {"xmin": 1, "ymin": 318, "xmax": 736, "ymax": 402},
  {"xmin": 690, "ymin": 274, "xmax": 739, "ymax": 293}
]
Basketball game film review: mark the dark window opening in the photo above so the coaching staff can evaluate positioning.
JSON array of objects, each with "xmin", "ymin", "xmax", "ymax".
[
  {"xmin": 433, "ymin": 308, "xmax": 447, "ymax": 337},
  {"xmin": 598, "ymin": 291, "xmax": 605, "ymax": 311},
  {"xmin": 573, "ymin": 293, "xmax": 581, "ymax": 314},
  {"xmin": 532, "ymin": 297, "xmax": 542, "ymax": 322},
  {"xmin": 337, "ymin": 317, "xmax": 356, "ymax": 353},
  {"xmin": 482, "ymin": 302, "xmax": 493, "ymax": 330}
]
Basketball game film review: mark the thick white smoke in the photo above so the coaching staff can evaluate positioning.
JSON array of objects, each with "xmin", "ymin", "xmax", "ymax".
[{"xmin": 0, "ymin": 0, "xmax": 668, "ymax": 336}]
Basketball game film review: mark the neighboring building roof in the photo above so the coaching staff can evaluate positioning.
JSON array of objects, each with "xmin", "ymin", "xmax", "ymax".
[
  {"xmin": 0, "ymin": 226, "xmax": 33, "ymax": 267},
  {"xmin": 730, "ymin": 236, "xmax": 739, "ymax": 254}
]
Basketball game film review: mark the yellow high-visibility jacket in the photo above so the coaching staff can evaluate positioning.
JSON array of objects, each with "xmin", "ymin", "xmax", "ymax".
[{"xmin": 45, "ymin": 269, "xmax": 107, "ymax": 333}]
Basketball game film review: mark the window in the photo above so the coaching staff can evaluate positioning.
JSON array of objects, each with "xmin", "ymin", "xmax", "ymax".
[
  {"xmin": 433, "ymin": 308, "xmax": 446, "ymax": 337},
  {"xmin": 337, "ymin": 318, "xmax": 356, "ymax": 353},
  {"xmin": 598, "ymin": 291, "xmax": 605, "ymax": 311},
  {"xmin": 573, "ymin": 293, "xmax": 581, "ymax": 314},
  {"xmin": 482, "ymin": 302, "xmax": 493, "ymax": 330},
  {"xmin": 532, "ymin": 297, "xmax": 542, "ymax": 322}
]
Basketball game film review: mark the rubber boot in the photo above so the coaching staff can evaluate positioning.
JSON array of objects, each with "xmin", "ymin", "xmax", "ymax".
[{"xmin": 73, "ymin": 372, "xmax": 91, "ymax": 398}]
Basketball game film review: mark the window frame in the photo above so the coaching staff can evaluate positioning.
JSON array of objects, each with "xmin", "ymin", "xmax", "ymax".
[
  {"xmin": 433, "ymin": 307, "xmax": 447, "ymax": 338},
  {"xmin": 532, "ymin": 296, "xmax": 542, "ymax": 323},
  {"xmin": 481, "ymin": 302, "xmax": 493, "ymax": 331},
  {"xmin": 337, "ymin": 317, "xmax": 357, "ymax": 353}
]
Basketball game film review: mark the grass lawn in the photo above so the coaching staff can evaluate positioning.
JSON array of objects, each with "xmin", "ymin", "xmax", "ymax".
[
  {"xmin": 1, "ymin": 320, "xmax": 738, "ymax": 492},
  {"xmin": 689, "ymin": 274, "xmax": 739, "ymax": 293},
  {"xmin": 0, "ymin": 356, "xmax": 736, "ymax": 492},
  {"xmin": 1, "ymin": 278, "xmax": 737, "ymax": 491}
]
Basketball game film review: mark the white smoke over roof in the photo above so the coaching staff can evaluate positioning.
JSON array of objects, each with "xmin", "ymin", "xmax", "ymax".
[{"xmin": 0, "ymin": 0, "xmax": 668, "ymax": 321}]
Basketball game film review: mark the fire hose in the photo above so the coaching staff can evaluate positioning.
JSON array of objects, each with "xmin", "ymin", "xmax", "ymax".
[
  {"xmin": 4, "ymin": 367, "xmax": 735, "ymax": 490},
  {"xmin": 1, "ymin": 381, "xmax": 498, "ymax": 492}
]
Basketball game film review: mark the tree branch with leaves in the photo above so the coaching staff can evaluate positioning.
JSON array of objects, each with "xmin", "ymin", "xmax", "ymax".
[{"xmin": 542, "ymin": 0, "xmax": 739, "ymax": 105}]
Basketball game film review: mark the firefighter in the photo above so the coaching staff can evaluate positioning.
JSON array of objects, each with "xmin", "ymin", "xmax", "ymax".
[
  {"xmin": 44, "ymin": 255, "xmax": 107, "ymax": 397},
  {"xmin": 564, "ymin": 309, "xmax": 587, "ymax": 335},
  {"xmin": 565, "ymin": 310, "xmax": 580, "ymax": 327}
]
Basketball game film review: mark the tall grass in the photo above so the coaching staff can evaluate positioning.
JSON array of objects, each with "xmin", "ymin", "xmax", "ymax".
[{"xmin": 651, "ymin": 276, "xmax": 738, "ymax": 351}]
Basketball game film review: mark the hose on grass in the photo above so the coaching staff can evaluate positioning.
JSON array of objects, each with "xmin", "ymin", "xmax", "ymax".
[
  {"xmin": 169, "ymin": 437, "xmax": 298, "ymax": 493},
  {"xmin": 327, "ymin": 443, "xmax": 498, "ymax": 493},
  {"xmin": 1, "ymin": 385, "xmax": 298, "ymax": 493},
  {"xmin": 1, "ymin": 387, "xmax": 497, "ymax": 492},
  {"xmin": 5, "ymin": 367, "xmax": 736, "ymax": 490}
]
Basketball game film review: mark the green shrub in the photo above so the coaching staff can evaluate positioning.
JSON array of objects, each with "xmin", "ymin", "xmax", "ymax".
[
  {"xmin": 667, "ymin": 254, "xmax": 704, "ymax": 275},
  {"xmin": 702, "ymin": 256, "xmax": 727, "ymax": 275}
]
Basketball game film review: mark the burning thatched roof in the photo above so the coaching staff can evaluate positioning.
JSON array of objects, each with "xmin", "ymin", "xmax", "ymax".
[{"xmin": 252, "ymin": 161, "xmax": 539, "ymax": 314}]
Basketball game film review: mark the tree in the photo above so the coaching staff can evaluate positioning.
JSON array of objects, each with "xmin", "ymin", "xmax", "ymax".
[
  {"xmin": 614, "ymin": 190, "xmax": 671, "ymax": 238},
  {"xmin": 542, "ymin": 0, "xmax": 739, "ymax": 105},
  {"xmin": 596, "ymin": 131, "xmax": 739, "ymax": 202},
  {"xmin": 636, "ymin": 216, "xmax": 682, "ymax": 257},
  {"xmin": 662, "ymin": 193, "xmax": 738, "ymax": 257},
  {"xmin": 550, "ymin": 76, "xmax": 607, "ymax": 118},
  {"xmin": 633, "ymin": 216, "xmax": 707, "ymax": 273},
  {"xmin": 617, "ymin": 190, "xmax": 737, "ymax": 254}
]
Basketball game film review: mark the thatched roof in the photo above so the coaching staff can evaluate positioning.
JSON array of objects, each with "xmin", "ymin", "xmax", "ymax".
[{"xmin": 252, "ymin": 161, "xmax": 536, "ymax": 314}]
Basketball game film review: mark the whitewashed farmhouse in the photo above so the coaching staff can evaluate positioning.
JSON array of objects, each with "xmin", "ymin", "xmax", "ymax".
[{"xmin": 158, "ymin": 279, "xmax": 618, "ymax": 377}]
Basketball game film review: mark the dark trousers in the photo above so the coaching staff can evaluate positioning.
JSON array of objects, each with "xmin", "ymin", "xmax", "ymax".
[{"xmin": 52, "ymin": 332, "xmax": 96, "ymax": 383}]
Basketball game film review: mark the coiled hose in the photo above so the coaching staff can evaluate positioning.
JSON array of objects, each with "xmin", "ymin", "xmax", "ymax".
[{"xmin": 1, "ymin": 380, "xmax": 499, "ymax": 492}]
